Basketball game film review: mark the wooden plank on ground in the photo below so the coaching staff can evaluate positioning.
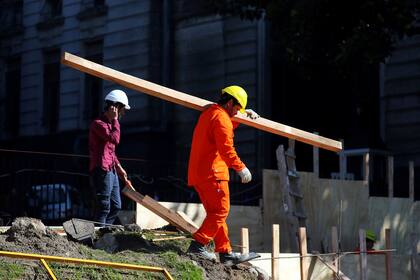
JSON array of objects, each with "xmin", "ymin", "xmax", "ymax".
[
  {"xmin": 61, "ymin": 52, "xmax": 342, "ymax": 152},
  {"xmin": 121, "ymin": 185, "xmax": 198, "ymax": 234}
]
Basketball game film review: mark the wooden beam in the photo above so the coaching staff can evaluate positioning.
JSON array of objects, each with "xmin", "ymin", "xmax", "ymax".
[
  {"xmin": 121, "ymin": 185, "xmax": 198, "ymax": 234},
  {"xmin": 61, "ymin": 52, "xmax": 342, "ymax": 152}
]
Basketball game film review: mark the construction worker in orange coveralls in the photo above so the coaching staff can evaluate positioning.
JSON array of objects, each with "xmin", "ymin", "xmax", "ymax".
[{"xmin": 187, "ymin": 85, "xmax": 260, "ymax": 265}]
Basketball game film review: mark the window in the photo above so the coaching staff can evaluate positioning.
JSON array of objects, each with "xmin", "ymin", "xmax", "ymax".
[
  {"xmin": 42, "ymin": 49, "xmax": 60, "ymax": 133},
  {"xmin": 41, "ymin": 0, "xmax": 62, "ymax": 19},
  {"xmin": 78, "ymin": 0, "xmax": 107, "ymax": 20},
  {"xmin": 5, "ymin": 56, "xmax": 21, "ymax": 137},
  {"xmin": 83, "ymin": 39, "xmax": 103, "ymax": 122},
  {"xmin": 0, "ymin": 0, "xmax": 23, "ymax": 36}
]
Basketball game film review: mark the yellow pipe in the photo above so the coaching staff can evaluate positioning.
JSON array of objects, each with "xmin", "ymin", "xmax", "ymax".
[
  {"xmin": 0, "ymin": 250, "xmax": 174, "ymax": 279},
  {"xmin": 40, "ymin": 258, "xmax": 57, "ymax": 280}
]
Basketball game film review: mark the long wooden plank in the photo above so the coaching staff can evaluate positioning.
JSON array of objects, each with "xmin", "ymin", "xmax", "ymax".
[
  {"xmin": 121, "ymin": 185, "xmax": 198, "ymax": 234},
  {"xmin": 61, "ymin": 52, "xmax": 342, "ymax": 152}
]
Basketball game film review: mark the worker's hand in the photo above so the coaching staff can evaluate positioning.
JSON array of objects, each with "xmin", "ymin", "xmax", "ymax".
[
  {"xmin": 124, "ymin": 178, "xmax": 132, "ymax": 187},
  {"xmin": 237, "ymin": 167, "xmax": 252, "ymax": 183},
  {"xmin": 244, "ymin": 109, "xmax": 259, "ymax": 120},
  {"xmin": 106, "ymin": 105, "xmax": 119, "ymax": 120}
]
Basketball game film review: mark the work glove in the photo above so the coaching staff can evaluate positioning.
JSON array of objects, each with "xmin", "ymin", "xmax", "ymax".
[
  {"xmin": 237, "ymin": 167, "xmax": 252, "ymax": 183},
  {"xmin": 244, "ymin": 109, "xmax": 259, "ymax": 120}
]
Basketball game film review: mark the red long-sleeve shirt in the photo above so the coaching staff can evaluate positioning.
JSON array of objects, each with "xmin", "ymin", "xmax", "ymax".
[{"xmin": 89, "ymin": 115, "xmax": 120, "ymax": 172}]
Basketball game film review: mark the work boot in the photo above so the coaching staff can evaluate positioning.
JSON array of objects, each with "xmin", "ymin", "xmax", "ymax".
[
  {"xmin": 187, "ymin": 240, "xmax": 217, "ymax": 261},
  {"xmin": 219, "ymin": 251, "xmax": 261, "ymax": 266}
]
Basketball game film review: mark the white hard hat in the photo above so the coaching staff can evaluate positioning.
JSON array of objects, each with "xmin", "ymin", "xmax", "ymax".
[{"xmin": 104, "ymin": 89, "xmax": 131, "ymax": 110}]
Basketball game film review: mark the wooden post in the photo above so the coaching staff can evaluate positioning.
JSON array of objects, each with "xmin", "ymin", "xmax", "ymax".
[
  {"xmin": 409, "ymin": 161, "xmax": 414, "ymax": 201},
  {"xmin": 359, "ymin": 229, "xmax": 368, "ymax": 280},
  {"xmin": 385, "ymin": 228, "xmax": 392, "ymax": 280},
  {"xmin": 313, "ymin": 132, "xmax": 319, "ymax": 177},
  {"xmin": 339, "ymin": 140, "xmax": 346, "ymax": 180},
  {"xmin": 241, "ymin": 228, "xmax": 249, "ymax": 254},
  {"xmin": 331, "ymin": 226, "xmax": 339, "ymax": 278},
  {"xmin": 363, "ymin": 153, "xmax": 370, "ymax": 184},
  {"xmin": 388, "ymin": 156, "xmax": 394, "ymax": 198},
  {"xmin": 299, "ymin": 227, "xmax": 308, "ymax": 280},
  {"xmin": 272, "ymin": 224, "xmax": 279, "ymax": 280}
]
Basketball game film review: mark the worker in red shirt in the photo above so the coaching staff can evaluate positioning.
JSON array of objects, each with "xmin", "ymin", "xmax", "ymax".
[
  {"xmin": 187, "ymin": 85, "xmax": 260, "ymax": 265},
  {"xmin": 89, "ymin": 89, "xmax": 131, "ymax": 225}
]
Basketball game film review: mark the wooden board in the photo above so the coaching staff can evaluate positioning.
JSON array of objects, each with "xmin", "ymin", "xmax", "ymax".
[
  {"xmin": 61, "ymin": 52, "xmax": 342, "ymax": 152},
  {"xmin": 121, "ymin": 186, "xmax": 198, "ymax": 234}
]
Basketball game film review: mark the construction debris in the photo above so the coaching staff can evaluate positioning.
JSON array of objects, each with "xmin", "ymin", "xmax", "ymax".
[{"xmin": 63, "ymin": 219, "xmax": 95, "ymax": 245}]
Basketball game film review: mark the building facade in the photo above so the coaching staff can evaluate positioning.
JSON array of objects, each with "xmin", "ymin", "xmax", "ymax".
[{"xmin": 0, "ymin": 0, "xmax": 269, "ymax": 208}]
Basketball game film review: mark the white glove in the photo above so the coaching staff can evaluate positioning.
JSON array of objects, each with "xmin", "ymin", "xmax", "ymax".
[
  {"xmin": 237, "ymin": 167, "xmax": 252, "ymax": 183},
  {"xmin": 245, "ymin": 109, "xmax": 260, "ymax": 120}
]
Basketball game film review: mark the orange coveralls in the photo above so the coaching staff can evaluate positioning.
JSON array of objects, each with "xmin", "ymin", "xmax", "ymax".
[{"xmin": 188, "ymin": 104, "xmax": 245, "ymax": 253}]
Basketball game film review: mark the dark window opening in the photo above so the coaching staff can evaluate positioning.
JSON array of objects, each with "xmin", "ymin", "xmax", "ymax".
[
  {"xmin": 94, "ymin": 0, "xmax": 105, "ymax": 6},
  {"xmin": 5, "ymin": 56, "xmax": 21, "ymax": 137},
  {"xmin": 42, "ymin": 49, "xmax": 61, "ymax": 133},
  {"xmin": 0, "ymin": 0, "xmax": 23, "ymax": 27},
  {"xmin": 41, "ymin": 0, "xmax": 62, "ymax": 19},
  {"xmin": 83, "ymin": 39, "xmax": 103, "ymax": 122},
  {"xmin": 0, "ymin": 0, "xmax": 23, "ymax": 36},
  {"xmin": 78, "ymin": 0, "xmax": 108, "ymax": 20}
]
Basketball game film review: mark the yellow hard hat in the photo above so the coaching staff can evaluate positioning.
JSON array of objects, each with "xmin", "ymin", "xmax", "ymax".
[
  {"xmin": 366, "ymin": 230, "xmax": 376, "ymax": 242},
  {"xmin": 221, "ymin": 85, "xmax": 248, "ymax": 113}
]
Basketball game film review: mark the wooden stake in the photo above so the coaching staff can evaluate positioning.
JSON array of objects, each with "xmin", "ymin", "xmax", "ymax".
[
  {"xmin": 241, "ymin": 228, "xmax": 249, "ymax": 254},
  {"xmin": 272, "ymin": 224, "xmax": 279, "ymax": 280},
  {"xmin": 359, "ymin": 229, "xmax": 368, "ymax": 280},
  {"xmin": 299, "ymin": 227, "xmax": 308, "ymax": 280},
  {"xmin": 61, "ymin": 52, "xmax": 342, "ymax": 152},
  {"xmin": 385, "ymin": 228, "xmax": 392, "ymax": 280},
  {"xmin": 409, "ymin": 161, "xmax": 414, "ymax": 201},
  {"xmin": 388, "ymin": 157, "xmax": 394, "ymax": 198}
]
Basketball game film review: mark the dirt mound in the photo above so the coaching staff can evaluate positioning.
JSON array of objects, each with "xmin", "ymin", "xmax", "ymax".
[
  {"xmin": 0, "ymin": 218, "xmax": 266, "ymax": 279},
  {"xmin": 0, "ymin": 217, "xmax": 84, "ymax": 258}
]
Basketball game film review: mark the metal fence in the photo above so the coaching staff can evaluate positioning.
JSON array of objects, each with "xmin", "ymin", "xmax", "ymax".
[{"xmin": 0, "ymin": 149, "xmax": 262, "ymax": 225}]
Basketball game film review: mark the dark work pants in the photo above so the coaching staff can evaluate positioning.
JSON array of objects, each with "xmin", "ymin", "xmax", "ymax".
[{"xmin": 91, "ymin": 167, "xmax": 121, "ymax": 225}]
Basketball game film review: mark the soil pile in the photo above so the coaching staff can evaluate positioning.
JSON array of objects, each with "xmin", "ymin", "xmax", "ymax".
[{"xmin": 0, "ymin": 217, "xmax": 268, "ymax": 279}]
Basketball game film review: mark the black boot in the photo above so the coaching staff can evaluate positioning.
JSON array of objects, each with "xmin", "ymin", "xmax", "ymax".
[
  {"xmin": 219, "ymin": 251, "xmax": 261, "ymax": 266},
  {"xmin": 187, "ymin": 240, "xmax": 216, "ymax": 261}
]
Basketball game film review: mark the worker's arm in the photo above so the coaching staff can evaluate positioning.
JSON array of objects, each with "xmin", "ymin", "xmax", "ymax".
[
  {"xmin": 115, "ymin": 162, "xmax": 131, "ymax": 186},
  {"xmin": 213, "ymin": 115, "xmax": 245, "ymax": 172},
  {"xmin": 90, "ymin": 119, "xmax": 120, "ymax": 145}
]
